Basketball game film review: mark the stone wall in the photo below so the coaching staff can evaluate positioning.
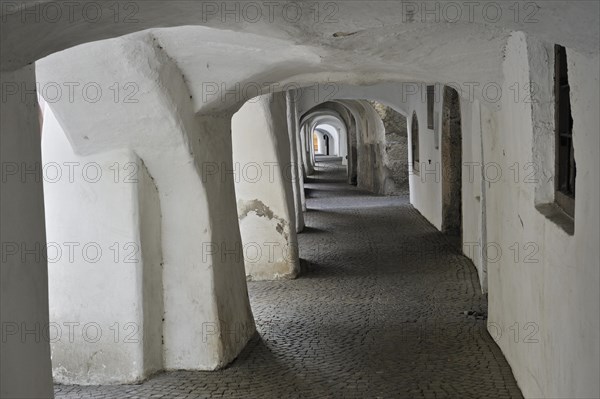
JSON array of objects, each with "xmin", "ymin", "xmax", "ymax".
[{"xmin": 370, "ymin": 101, "xmax": 409, "ymax": 195}]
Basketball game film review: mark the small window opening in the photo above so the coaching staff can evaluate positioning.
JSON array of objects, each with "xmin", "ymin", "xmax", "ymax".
[
  {"xmin": 554, "ymin": 44, "xmax": 575, "ymax": 218},
  {"xmin": 411, "ymin": 111, "xmax": 420, "ymax": 173},
  {"xmin": 427, "ymin": 85, "xmax": 435, "ymax": 129}
]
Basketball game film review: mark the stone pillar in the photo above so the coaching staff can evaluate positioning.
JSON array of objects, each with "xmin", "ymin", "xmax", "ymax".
[
  {"xmin": 355, "ymin": 101, "xmax": 387, "ymax": 194},
  {"xmin": 42, "ymin": 104, "xmax": 163, "ymax": 384},
  {"xmin": 339, "ymin": 123, "xmax": 348, "ymax": 166},
  {"xmin": 308, "ymin": 125, "xmax": 317, "ymax": 173},
  {"xmin": 294, "ymin": 104, "xmax": 307, "ymax": 213},
  {"xmin": 35, "ymin": 35, "xmax": 256, "ymax": 375},
  {"xmin": 176, "ymin": 114, "xmax": 256, "ymax": 369},
  {"xmin": 348, "ymin": 114, "xmax": 359, "ymax": 185},
  {"xmin": 286, "ymin": 92, "xmax": 305, "ymax": 232},
  {"xmin": 300, "ymin": 125, "xmax": 313, "ymax": 176},
  {"xmin": 0, "ymin": 66, "xmax": 54, "ymax": 398},
  {"xmin": 232, "ymin": 93, "xmax": 300, "ymax": 280}
]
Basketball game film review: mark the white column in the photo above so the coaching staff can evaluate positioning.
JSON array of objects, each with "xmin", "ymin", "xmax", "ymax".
[
  {"xmin": 35, "ymin": 37, "xmax": 256, "ymax": 374},
  {"xmin": 294, "ymin": 103, "xmax": 307, "ymax": 213},
  {"xmin": 286, "ymin": 92, "xmax": 305, "ymax": 232},
  {"xmin": 0, "ymin": 66, "xmax": 53, "ymax": 398},
  {"xmin": 232, "ymin": 93, "xmax": 300, "ymax": 280}
]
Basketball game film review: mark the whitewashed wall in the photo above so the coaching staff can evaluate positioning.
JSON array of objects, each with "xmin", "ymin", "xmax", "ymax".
[
  {"xmin": 483, "ymin": 33, "xmax": 599, "ymax": 399},
  {"xmin": 407, "ymin": 33, "xmax": 599, "ymax": 399}
]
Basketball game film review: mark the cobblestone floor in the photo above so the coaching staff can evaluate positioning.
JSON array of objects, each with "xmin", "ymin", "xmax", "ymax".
[{"xmin": 55, "ymin": 160, "xmax": 523, "ymax": 398}]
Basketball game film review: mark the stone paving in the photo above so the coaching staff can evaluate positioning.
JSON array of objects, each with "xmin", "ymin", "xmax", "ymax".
[{"xmin": 55, "ymin": 160, "xmax": 523, "ymax": 399}]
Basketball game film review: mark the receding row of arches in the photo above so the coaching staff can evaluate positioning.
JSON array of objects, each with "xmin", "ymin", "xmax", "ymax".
[{"xmin": 32, "ymin": 83, "xmax": 465, "ymax": 389}]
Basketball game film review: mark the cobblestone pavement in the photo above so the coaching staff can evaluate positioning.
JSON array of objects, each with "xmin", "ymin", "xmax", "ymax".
[{"xmin": 55, "ymin": 160, "xmax": 523, "ymax": 399}]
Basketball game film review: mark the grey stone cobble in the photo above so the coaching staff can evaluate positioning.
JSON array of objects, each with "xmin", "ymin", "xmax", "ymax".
[{"xmin": 55, "ymin": 160, "xmax": 522, "ymax": 399}]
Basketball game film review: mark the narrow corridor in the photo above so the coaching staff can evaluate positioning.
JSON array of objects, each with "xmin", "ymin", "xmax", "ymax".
[{"xmin": 55, "ymin": 160, "xmax": 522, "ymax": 399}]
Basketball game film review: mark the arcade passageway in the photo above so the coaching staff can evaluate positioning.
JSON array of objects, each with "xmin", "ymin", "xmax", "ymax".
[
  {"xmin": 55, "ymin": 159, "xmax": 522, "ymax": 399},
  {"xmin": 2, "ymin": 3, "xmax": 598, "ymax": 398}
]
